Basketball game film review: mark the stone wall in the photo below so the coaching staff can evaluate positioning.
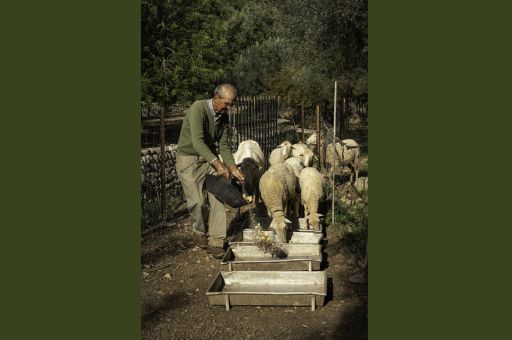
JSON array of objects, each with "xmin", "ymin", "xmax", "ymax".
[{"xmin": 141, "ymin": 144, "xmax": 184, "ymax": 223}]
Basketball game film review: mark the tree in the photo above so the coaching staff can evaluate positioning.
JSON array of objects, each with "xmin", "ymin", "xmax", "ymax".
[{"xmin": 141, "ymin": 0, "xmax": 238, "ymax": 105}]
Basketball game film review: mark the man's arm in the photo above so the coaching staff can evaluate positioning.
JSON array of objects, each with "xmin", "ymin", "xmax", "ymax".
[
  {"xmin": 218, "ymin": 123, "xmax": 245, "ymax": 182},
  {"xmin": 218, "ymin": 123, "xmax": 235, "ymax": 167},
  {"xmin": 188, "ymin": 103, "xmax": 218, "ymax": 163}
]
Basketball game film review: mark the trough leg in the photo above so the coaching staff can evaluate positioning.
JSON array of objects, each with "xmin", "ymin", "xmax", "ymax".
[
  {"xmin": 224, "ymin": 294, "xmax": 230, "ymax": 311},
  {"xmin": 311, "ymin": 296, "xmax": 316, "ymax": 311}
]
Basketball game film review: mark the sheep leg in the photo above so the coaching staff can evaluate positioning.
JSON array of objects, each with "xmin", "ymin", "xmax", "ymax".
[
  {"xmin": 293, "ymin": 197, "xmax": 300, "ymax": 219},
  {"xmin": 310, "ymin": 203, "xmax": 320, "ymax": 231}
]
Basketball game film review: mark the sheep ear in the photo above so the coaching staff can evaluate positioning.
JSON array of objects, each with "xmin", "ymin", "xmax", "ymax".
[
  {"xmin": 316, "ymin": 213, "xmax": 324, "ymax": 217},
  {"xmin": 284, "ymin": 218, "xmax": 292, "ymax": 224}
]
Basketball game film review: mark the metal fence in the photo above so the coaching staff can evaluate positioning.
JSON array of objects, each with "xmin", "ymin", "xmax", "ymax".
[{"xmin": 230, "ymin": 96, "xmax": 280, "ymax": 169}]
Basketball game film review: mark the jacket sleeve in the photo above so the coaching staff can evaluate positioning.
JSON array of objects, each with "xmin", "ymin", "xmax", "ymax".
[
  {"xmin": 188, "ymin": 102, "xmax": 218, "ymax": 163},
  {"xmin": 218, "ymin": 122, "xmax": 235, "ymax": 167}
]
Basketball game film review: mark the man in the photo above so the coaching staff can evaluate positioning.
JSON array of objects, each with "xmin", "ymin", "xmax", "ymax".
[{"xmin": 176, "ymin": 84, "xmax": 245, "ymax": 259}]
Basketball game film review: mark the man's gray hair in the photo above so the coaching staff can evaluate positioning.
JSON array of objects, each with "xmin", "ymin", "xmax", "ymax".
[{"xmin": 213, "ymin": 84, "xmax": 237, "ymax": 99}]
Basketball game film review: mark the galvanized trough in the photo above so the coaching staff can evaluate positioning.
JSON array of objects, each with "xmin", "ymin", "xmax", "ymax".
[
  {"xmin": 229, "ymin": 229, "xmax": 323, "ymax": 245},
  {"xmin": 296, "ymin": 217, "xmax": 323, "ymax": 233},
  {"xmin": 206, "ymin": 271, "xmax": 327, "ymax": 311},
  {"xmin": 221, "ymin": 243, "xmax": 322, "ymax": 271}
]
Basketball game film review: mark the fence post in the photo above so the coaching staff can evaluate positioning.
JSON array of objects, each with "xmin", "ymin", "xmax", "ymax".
[
  {"xmin": 332, "ymin": 81, "xmax": 337, "ymax": 224},
  {"xmin": 159, "ymin": 106, "xmax": 167, "ymax": 221},
  {"xmin": 316, "ymin": 105, "xmax": 320, "ymax": 163},
  {"xmin": 301, "ymin": 101, "xmax": 305, "ymax": 143}
]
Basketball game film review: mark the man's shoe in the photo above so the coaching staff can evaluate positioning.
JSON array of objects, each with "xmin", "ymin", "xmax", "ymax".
[
  {"xmin": 193, "ymin": 234, "xmax": 208, "ymax": 249},
  {"xmin": 207, "ymin": 246, "xmax": 226, "ymax": 259}
]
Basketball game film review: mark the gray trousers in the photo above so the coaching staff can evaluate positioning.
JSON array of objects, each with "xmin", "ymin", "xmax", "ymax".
[{"xmin": 176, "ymin": 154, "xmax": 226, "ymax": 247}]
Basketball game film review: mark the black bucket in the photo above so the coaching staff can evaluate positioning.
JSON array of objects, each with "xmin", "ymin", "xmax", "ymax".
[{"xmin": 205, "ymin": 174, "xmax": 248, "ymax": 208}]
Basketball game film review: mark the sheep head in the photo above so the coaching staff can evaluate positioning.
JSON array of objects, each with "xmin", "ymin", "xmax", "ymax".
[
  {"xmin": 302, "ymin": 148, "xmax": 314, "ymax": 167},
  {"xmin": 270, "ymin": 214, "xmax": 292, "ymax": 243},
  {"xmin": 278, "ymin": 141, "xmax": 292, "ymax": 159},
  {"xmin": 305, "ymin": 214, "xmax": 322, "ymax": 231}
]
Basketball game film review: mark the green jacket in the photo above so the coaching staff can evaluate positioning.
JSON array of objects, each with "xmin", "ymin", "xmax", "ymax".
[{"xmin": 177, "ymin": 100, "xmax": 234, "ymax": 166}]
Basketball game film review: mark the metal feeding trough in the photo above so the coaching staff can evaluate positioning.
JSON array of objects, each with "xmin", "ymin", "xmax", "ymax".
[
  {"xmin": 229, "ymin": 229, "xmax": 323, "ymax": 245},
  {"xmin": 206, "ymin": 271, "xmax": 327, "ymax": 311},
  {"xmin": 295, "ymin": 217, "xmax": 323, "ymax": 233},
  {"xmin": 221, "ymin": 243, "xmax": 322, "ymax": 271}
]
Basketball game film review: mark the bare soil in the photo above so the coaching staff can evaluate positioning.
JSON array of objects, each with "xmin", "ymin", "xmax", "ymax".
[{"xmin": 141, "ymin": 203, "xmax": 367, "ymax": 340}]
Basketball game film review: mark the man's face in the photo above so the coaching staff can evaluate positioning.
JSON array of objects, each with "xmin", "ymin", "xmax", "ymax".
[{"xmin": 212, "ymin": 93, "xmax": 235, "ymax": 114}]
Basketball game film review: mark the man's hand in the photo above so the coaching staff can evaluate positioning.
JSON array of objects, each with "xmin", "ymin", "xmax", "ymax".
[
  {"xmin": 229, "ymin": 164, "xmax": 245, "ymax": 183},
  {"xmin": 213, "ymin": 159, "xmax": 230, "ymax": 180}
]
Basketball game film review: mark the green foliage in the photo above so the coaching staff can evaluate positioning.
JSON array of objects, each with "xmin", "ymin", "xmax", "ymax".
[
  {"xmin": 141, "ymin": 0, "xmax": 367, "ymax": 107},
  {"xmin": 270, "ymin": 0, "xmax": 368, "ymax": 105},
  {"xmin": 229, "ymin": 39, "xmax": 283, "ymax": 96},
  {"xmin": 325, "ymin": 188, "xmax": 368, "ymax": 261},
  {"xmin": 141, "ymin": 0, "xmax": 238, "ymax": 105}
]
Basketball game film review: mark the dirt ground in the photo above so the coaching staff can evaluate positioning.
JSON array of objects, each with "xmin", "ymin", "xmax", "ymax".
[{"xmin": 141, "ymin": 203, "xmax": 367, "ymax": 340}]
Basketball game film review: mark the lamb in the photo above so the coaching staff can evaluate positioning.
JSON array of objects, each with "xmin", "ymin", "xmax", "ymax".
[
  {"xmin": 299, "ymin": 167, "xmax": 324, "ymax": 231},
  {"xmin": 291, "ymin": 142, "xmax": 315, "ymax": 167},
  {"xmin": 259, "ymin": 162, "xmax": 298, "ymax": 242},
  {"xmin": 325, "ymin": 139, "xmax": 361, "ymax": 183},
  {"xmin": 232, "ymin": 140, "xmax": 264, "ymax": 204},
  {"xmin": 268, "ymin": 141, "xmax": 293, "ymax": 165},
  {"xmin": 238, "ymin": 157, "xmax": 263, "ymax": 204}
]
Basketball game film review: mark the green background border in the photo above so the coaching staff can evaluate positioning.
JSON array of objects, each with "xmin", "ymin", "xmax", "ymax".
[
  {"xmin": 2, "ymin": 1, "xmax": 140, "ymax": 339},
  {"xmin": 2, "ymin": 0, "xmax": 511, "ymax": 338},
  {"xmin": 371, "ymin": 1, "xmax": 512, "ymax": 339}
]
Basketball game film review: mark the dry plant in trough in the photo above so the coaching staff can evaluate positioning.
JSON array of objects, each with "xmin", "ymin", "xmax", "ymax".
[{"xmin": 253, "ymin": 223, "xmax": 288, "ymax": 259}]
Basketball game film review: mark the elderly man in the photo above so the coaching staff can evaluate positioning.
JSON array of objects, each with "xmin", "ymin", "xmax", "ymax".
[{"xmin": 176, "ymin": 84, "xmax": 245, "ymax": 258}]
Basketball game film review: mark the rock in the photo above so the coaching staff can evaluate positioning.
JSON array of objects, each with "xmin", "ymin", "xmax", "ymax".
[
  {"xmin": 163, "ymin": 273, "xmax": 171, "ymax": 280},
  {"xmin": 142, "ymin": 272, "xmax": 149, "ymax": 278}
]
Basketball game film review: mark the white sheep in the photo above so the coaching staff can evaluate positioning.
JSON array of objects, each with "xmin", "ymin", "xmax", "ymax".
[
  {"xmin": 305, "ymin": 132, "xmax": 323, "ymax": 147},
  {"xmin": 233, "ymin": 140, "xmax": 264, "ymax": 167},
  {"xmin": 291, "ymin": 142, "xmax": 315, "ymax": 167},
  {"xmin": 232, "ymin": 140, "xmax": 264, "ymax": 204},
  {"xmin": 299, "ymin": 167, "xmax": 324, "ymax": 231},
  {"xmin": 259, "ymin": 162, "xmax": 298, "ymax": 242},
  {"xmin": 353, "ymin": 176, "xmax": 368, "ymax": 193},
  {"xmin": 325, "ymin": 139, "xmax": 361, "ymax": 183},
  {"xmin": 284, "ymin": 156, "xmax": 304, "ymax": 179},
  {"xmin": 284, "ymin": 157, "xmax": 304, "ymax": 205},
  {"xmin": 268, "ymin": 141, "xmax": 293, "ymax": 165}
]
